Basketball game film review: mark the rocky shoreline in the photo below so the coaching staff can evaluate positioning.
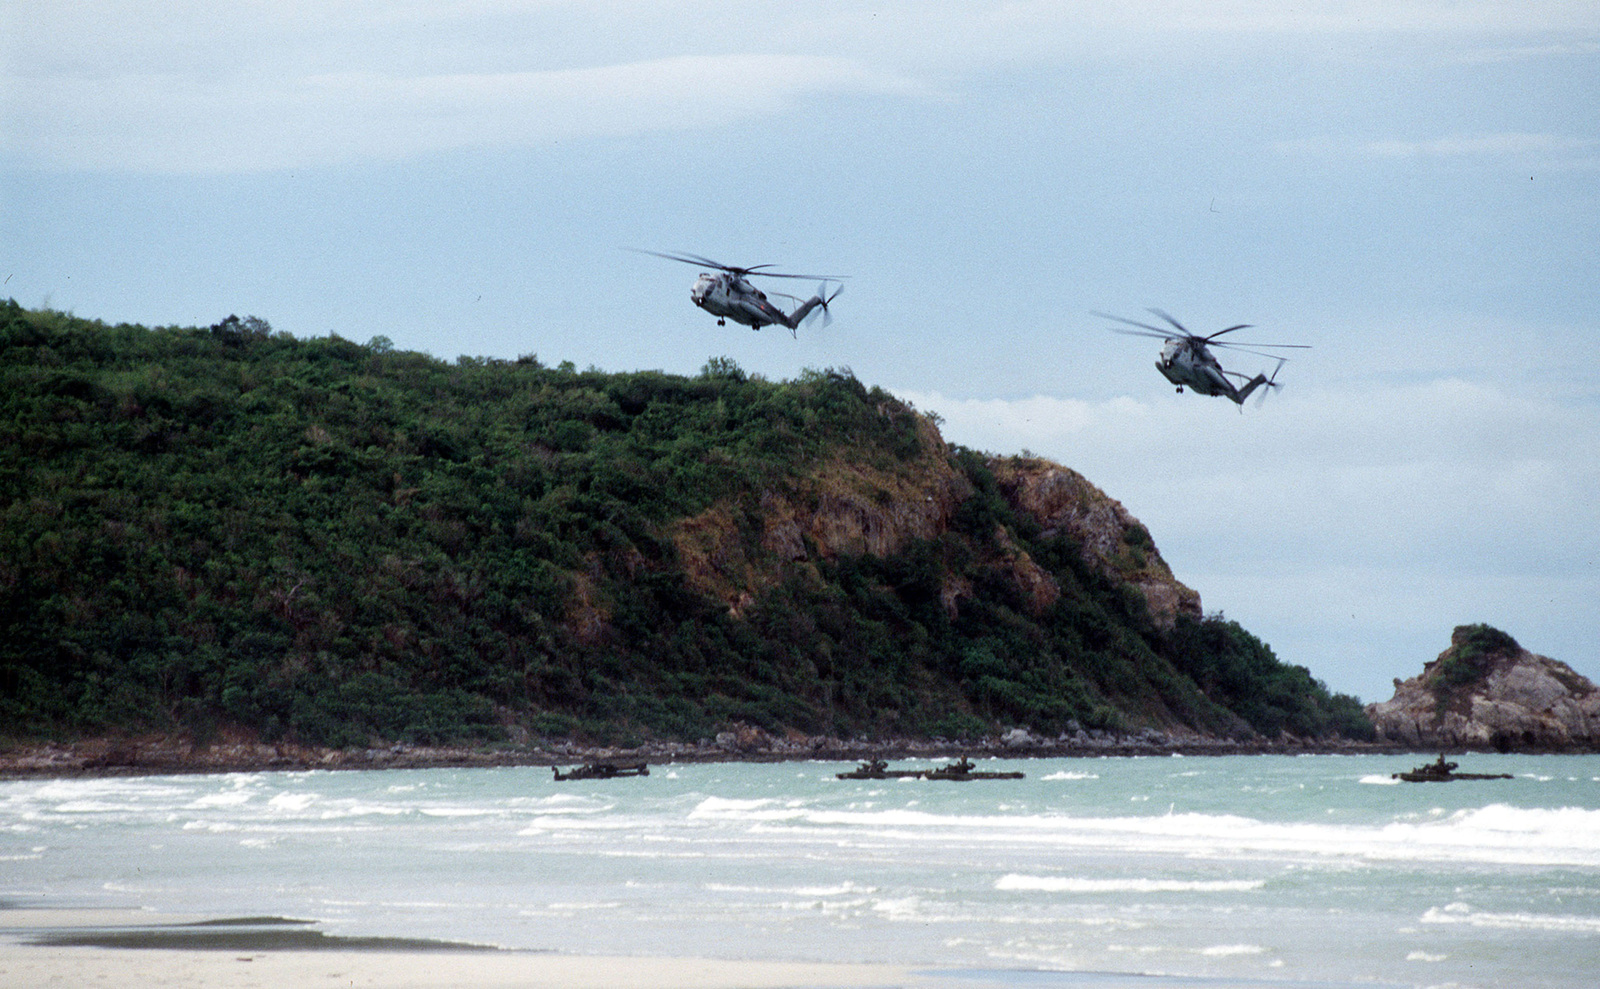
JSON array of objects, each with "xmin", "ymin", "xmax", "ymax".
[
  {"xmin": 1, "ymin": 726, "xmax": 1411, "ymax": 779},
  {"xmin": 1366, "ymin": 625, "xmax": 1600, "ymax": 753}
]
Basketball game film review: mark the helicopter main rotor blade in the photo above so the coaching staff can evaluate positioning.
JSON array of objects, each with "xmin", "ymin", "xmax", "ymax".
[
  {"xmin": 628, "ymin": 249, "xmax": 767, "ymax": 276},
  {"xmin": 1146, "ymin": 308, "xmax": 1193, "ymax": 336},
  {"xmin": 1203, "ymin": 323, "xmax": 1253, "ymax": 342},
  {"xmin": 628, "ymin": 248, "xmax": 763, "ymax": 275},
  {"xmin": 629, "ymin": 248, "xmax": 844, "ymax": 281},
  {"xmin": 1208, "ymin": 340, "xmax": 1312, "ymax": 355},
  {"xmin": 1108, "ymin": 326, "xmax": 1183, "ymax": 342},
  {"xmin": 1093, "ymin": 311, "xmax": 1188, "ymax": 338},
  {"xmin": 627, "ymin": 248, "xmax": 727, "ymax": 268},
  {"xmin": 742, "ymin": 269, "xmax": 848, "ymax": 281}
]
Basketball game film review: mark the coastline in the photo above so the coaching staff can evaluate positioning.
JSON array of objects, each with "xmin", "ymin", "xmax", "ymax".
[
  {"xmin": 0, "ymin": 947, "xmax": 920, "ymax": 989},
  {"xmin": 6, "ymin": 763, "xmax": 1586, "ymax": 988},
  {"xmin": 0, "ymin": 945, "xmax": 1362, "ymax": 989},
  {"xmin": 0, "ymin": 731, "xmax": 1410, "ymax": 780},
  {"xmin": 0, "ymin": 908, "xmax": 1385, "ymax": 989},
  {"xmin": 0, "ymin": 906, "xmax": 931, "ymax": 989},
  {"xmin": 0, "ymin": 909, "xmax": 920, "ymax": 989}
]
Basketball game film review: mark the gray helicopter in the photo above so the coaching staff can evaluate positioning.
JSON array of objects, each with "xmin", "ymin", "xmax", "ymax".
[
  {"xmin": 1097, "ymin": 309, "xmax": 1309, "ymax": 406},
  {"xmin": 636, "ymin": 250, "xmax": 843, "ymax": 336}
]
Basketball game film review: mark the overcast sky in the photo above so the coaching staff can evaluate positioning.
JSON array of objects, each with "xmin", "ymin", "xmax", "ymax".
[{"xmin": 5, "ymin": 1, "xmax": 1597, "ymax": 703}]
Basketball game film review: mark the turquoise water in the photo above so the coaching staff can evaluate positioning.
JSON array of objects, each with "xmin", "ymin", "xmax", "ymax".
[{"xmin": 4, "ymin": 754, "xmax": 1598, "ymax": 987}]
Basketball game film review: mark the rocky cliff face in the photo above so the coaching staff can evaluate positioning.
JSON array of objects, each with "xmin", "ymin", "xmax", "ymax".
[
  {"xmin": 670, "ymin": 422, "xmax": 1200, "ymax": 632},
  {"xmin": 1366, "ymin": 624, "xmax": 1600, "ymax": 752},
  {"xmin": 990, "ymin": 458, "xmax": 1201, "ymax": 629},
  {"xmin": 672, "ymin": 414, "xmax": 971, "ymax": 610}
]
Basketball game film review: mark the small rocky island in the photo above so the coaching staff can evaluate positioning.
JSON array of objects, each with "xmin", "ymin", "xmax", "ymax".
[{"xmin": 1366, "ymin": 624, "xmax": 1599, "ymax": 752}]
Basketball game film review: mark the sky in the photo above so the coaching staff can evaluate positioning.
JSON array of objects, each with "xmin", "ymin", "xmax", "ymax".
[{"xmin": 4, "ymin": 1, "xmax": 1597, "ymax": 704}]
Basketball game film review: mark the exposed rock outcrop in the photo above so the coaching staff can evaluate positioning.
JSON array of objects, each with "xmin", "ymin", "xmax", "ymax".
[
  {"xmin": 673, "ymin": 414, "xmax": 970, "ymax": 609},
  {"xmin": 1366, "ymin": 624, "xmax": 1600, "ymax": 752},
  {"xmin": 991, "ymin": 458, "xmax": 1201, "ymax": 629},
  {"xmin": 778, "ymin": 453, "xmax": 968, "ymax": 562},
  {"xmin": 670, "ymin": 435, "xmax": 1198, "ymax": 633}
]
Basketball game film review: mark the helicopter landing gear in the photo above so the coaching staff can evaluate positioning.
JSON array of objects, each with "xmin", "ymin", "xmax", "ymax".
[
  {"xmin": 1175, "ymin": 386, "xmax": 1184, "ymax": 393},
  {"xmin": 716, "ymin": 318, "xmax": 726, "ymax": 326}
]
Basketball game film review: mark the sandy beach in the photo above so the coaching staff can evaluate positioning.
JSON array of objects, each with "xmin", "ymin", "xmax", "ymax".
[
  {"xmin": 0, "ymin": 907, "xmax": 1223, "ymax": 989},
  {"xmin": 0, "ymin": 946, "xmax": 940, "ymax": 989},
  {"xmin": 0, "ymin": 909, "xmax": 940, "ymax": 989}
]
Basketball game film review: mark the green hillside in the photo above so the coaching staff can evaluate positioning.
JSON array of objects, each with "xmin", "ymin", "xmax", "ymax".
[{"xmin": 0, "ymin": 302, "xmax": 1370, "ymax": 748}]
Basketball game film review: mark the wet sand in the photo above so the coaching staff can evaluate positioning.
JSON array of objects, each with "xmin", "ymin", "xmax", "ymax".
[
  {"xmin": 0, "ymin": 945, "xmax": 942, "ymax": 989},
  {"xmin": 0, "ymin": 908, "xmax": 935, "ymax": 989},
  {"xmin": 0, "ymin": 908, "xmax": 1384, "ymax": 989}
]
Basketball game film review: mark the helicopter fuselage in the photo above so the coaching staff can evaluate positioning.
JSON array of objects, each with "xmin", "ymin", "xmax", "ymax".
[
  {"xmin": 1156, "ymin": 337, "xmax": 1271, "ymax": 405},
  {"xmin": 690, "ymin": 272, "xmax": 823, "ymax": 331},
  {"xmin": 1100, "ymin": 309, "xmax": 1299, "ymax": 407}
]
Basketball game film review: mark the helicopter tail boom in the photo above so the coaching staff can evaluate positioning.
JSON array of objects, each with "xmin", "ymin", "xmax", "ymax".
[
  {"xmin": 1231, "ymin": 373, "xmax": 1270, "ymax": 406},
  {"xmin": 779, "ymin": 282, "xmax": 843, "ymax": 336},
  {"xmin": 1234, "ymin": 358, "xmax": 1288, "ymax": 407}
]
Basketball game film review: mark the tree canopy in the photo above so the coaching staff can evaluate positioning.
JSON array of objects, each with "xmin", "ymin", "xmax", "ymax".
[{"xmin": 1, "ymin": 302, "xmax": 1369, "ymax": 747}]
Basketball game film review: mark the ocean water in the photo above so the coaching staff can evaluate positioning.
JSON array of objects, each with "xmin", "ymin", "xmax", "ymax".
[{"xmin": 3, "ymin": 753, "xmax": 1599, "ymax": 987}]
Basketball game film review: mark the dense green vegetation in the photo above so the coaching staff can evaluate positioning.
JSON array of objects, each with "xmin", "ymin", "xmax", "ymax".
[
  {"xmin": 1431, "ymin": 623, "xmax": 1522, "ymax": 693},
  {"xmin": 1165, "ymin": 615, "xmax": 1373, "ymax": 739},
  {"xmin": 1, "ymin": 302, "xmax": 1369, "ymax": 747}
]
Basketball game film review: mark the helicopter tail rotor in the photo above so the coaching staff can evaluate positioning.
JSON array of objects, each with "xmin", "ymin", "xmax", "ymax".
[
  {"xmin": 818, "ymin": 282, "xmax": 842, "ymax": 329},
  {"xmin": 800, "ymin": 282, "xmax": 843, "ymax": 332},
  {"xmin": 1253, "ymin": 358, "xmax": 1288, "ymax": 408}
]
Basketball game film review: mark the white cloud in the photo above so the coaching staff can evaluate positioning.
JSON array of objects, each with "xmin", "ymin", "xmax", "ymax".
[
  {"xmin": 899, "ymin": 380, "xmax": 1600, "ymax": 699},
  {"xmin": 902, "ymin": 379, "xmax": 1599, "ymax": 558},
  {"xmin": 2, "ymin": 54, "xmax": 919, "ymax": 172},
  {"xmin": 9, "ymin": 1, "xmax": 1600, "ymax": 173},
  {"xmin": 1450, "ymin": 40, "xmax": 1600, "ymax": 64},
  {"xmin": 1363, "ymin": 133, "xmax": 1600, "ymax": 160},
  {"xmin": 1276, "ymin": 132, "xmax": 1600, "ymax": 169}
]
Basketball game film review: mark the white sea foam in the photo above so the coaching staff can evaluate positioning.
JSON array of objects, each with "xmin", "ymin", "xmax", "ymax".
[
  {"xmin": 997, "ymin": 875, "xmax": 1265, "ymax": 894},
  {"xmin": 517, "ymin": 815, "xmax": 642, "ymax": 833},
  {"xmin": 1421, "ymin": 902, "xmax": 1600, "ymax": 933},
  {"xmin": 700, "ymin": 799, "xmax": 1600, "ymax": 869},
  {"xmin": 418, "ymin": 806, "xmax": 499, "ymax": 817},
  {"xmin": 870, "ymin": 895, "xmax": 926, "ymax": 921},
  {"xmin": 6, "ymin": 755, "xmax": 1599, "ymax": 987},
  {"xmin": 703, "ymin": 881, "xmax": 877, "ymax": 897},
  {"xmin": 316, "ymin": 801, "xmax": 413, "ymax": 819},
  {"xmin": 266, "ymin": 792, "xmax": 317, "ymax": 812},
  {"xmin": 189, "ymin": 790, "xmax": 254, "ymax": 808},
  {"xmin": 50, "ymin": 800, "xmax": 139, "ymax": 814},
  {"xmin": 517, "ymin": 795, "xmax": 613, "ymax": 814},
  {"xmin": 795, "ymin": 882, "xmax": 876, "ymax": 897}
]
